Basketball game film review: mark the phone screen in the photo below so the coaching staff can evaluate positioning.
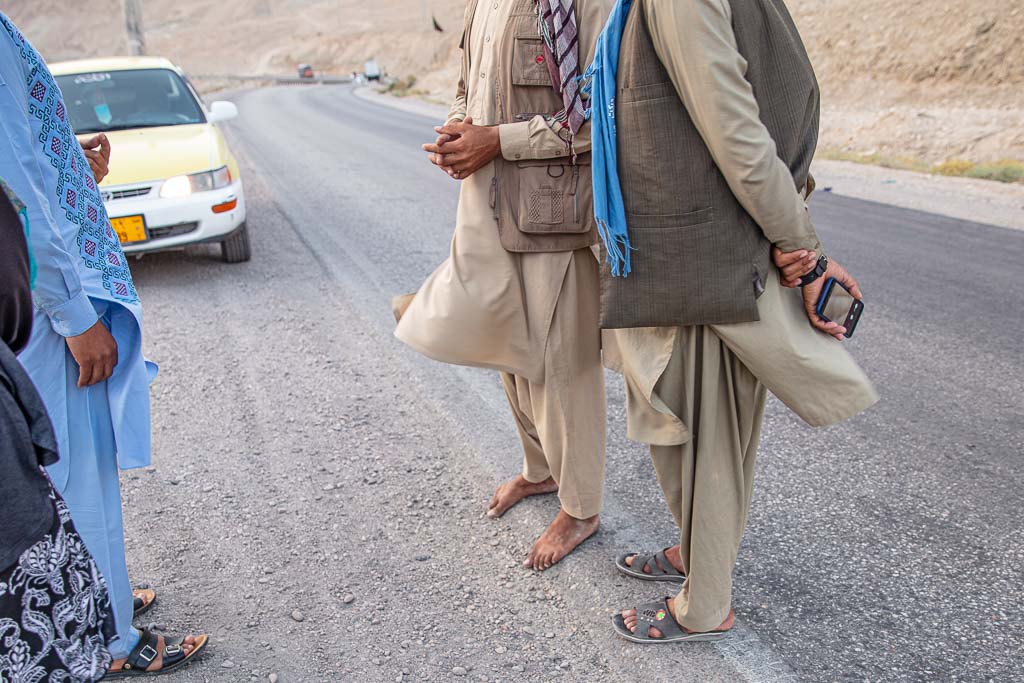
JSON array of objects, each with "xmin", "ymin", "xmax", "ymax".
[
  {"xmin": 819, "ymin": 279, "xmax": 864, "ymax": 337},
  {"xmin": 822, "ymin": 283, "xmax": 855, "ymax": 324}
]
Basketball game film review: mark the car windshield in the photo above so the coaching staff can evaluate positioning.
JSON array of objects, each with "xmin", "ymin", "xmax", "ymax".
[{"xmin": 55, "ymin": 68, "xmax": 205, "ymax": 134}]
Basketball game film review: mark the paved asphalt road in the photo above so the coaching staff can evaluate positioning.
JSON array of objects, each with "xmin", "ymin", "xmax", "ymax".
[{"xmin": 119, "ymin": 85, "xmax": 1023, "ymax": 683}]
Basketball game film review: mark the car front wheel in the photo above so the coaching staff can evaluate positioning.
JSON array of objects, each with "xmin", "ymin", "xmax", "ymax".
[{"xmin": 220, "ymin": 222, "xmax": 252, "ymax": 263}]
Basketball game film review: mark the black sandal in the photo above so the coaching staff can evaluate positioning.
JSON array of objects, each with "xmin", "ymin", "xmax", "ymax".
[
  {"xmin": 615, "ymin": 549, "xmax": 687, "ymax": 584},
  {"xmin": 132, "ymin": 588, "xmax": 156, "ymax": 617},
  {"xmin": 103, "ymin": 627, "xmax": 208, "ymax": 678},
  {"xmin": 612, "ymin": 598, "xmax": 730, "ymax": 644}
]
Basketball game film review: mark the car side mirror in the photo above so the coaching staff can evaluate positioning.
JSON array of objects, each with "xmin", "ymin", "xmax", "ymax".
[{"xmin": 207, "ymin": 101, "xmax": 238, "ymax": 123}]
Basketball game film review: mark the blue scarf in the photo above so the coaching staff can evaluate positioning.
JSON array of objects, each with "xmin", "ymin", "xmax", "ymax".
[{"xmin": 582, "ymin": 0, "xmax": 633, "ymax": 277}]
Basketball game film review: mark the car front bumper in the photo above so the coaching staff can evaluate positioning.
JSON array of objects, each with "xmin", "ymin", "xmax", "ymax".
[{"xmin": 104, "ymin": 179, "xmax": 246, "ymax": 254}]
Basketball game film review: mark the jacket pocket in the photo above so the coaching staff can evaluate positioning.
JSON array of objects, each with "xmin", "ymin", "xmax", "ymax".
[
  {"xmin": 618, "ymin": 80, "xmax": 676, "ymax": 105},
  {"xmin": 627, "ymin": 207, "xmax": 713, "ymax": 230},
  {"xmin": 512, "ymin": 37, "xmax": 552, "ymax": 87},
  {"xmin": 516, "ymin": 160, "xmax": 591, "ymax": 235}
]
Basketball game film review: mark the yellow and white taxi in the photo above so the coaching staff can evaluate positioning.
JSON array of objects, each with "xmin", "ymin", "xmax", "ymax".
[{"xmin": 50, "ymin": 56, "xmax": 250, "ymax": 262}]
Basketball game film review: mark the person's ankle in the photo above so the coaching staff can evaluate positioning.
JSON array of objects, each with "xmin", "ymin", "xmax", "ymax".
[{"xmin": 665, "ymin": 545, "xmax": 687, "ymax": 574}]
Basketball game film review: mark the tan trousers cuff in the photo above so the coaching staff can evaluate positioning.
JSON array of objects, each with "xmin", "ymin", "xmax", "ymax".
[
  {"xmin": 674, "ymin": 590, "xmax": 731, "ymax": 634},
  {"xmin": 522, "ymin": 463, "xmax": 552, "ymax": 484},
  {"xmin": 558, "ymin": 493, "xmax": 602, "ymax": 520}
]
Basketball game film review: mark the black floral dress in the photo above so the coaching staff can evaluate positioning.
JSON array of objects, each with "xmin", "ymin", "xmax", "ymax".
[{"xmin": 0, "ymin": 485, "xmax": 115, "ymax": 682}]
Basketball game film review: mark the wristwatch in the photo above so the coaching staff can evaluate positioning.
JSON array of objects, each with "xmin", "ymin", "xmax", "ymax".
[{"xmin": 799, "ymin": 254, "xmax": 829, "ymax": 286}]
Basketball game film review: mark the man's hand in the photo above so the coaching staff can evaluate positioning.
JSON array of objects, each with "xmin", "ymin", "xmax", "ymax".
[
  {"xmin": 80, "ymin": 134, "xmax": 112, "ymax": 183},
  {"xmin": 422, "ymin": 116, "xmax": 501, "ymax": 180},
  {"xmin": 772, "ymin": 246, "xmax": 819, "ymax": 288},
  {"xmin": 800, "ymin": 258, "xmax": 863, "ymax": 341},
  {"xmin": 424, "ymin": 127, "xmax": 461, "ymax": 176},
  {"xmin": 65, "ymin": 321, "xmax": 118, "ymax": 388}
]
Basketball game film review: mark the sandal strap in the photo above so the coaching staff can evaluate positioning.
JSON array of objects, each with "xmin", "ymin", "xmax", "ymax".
[
  {"xmin": 161, "ymin": 635, "xmax": 187, "ymax": 664},
  {"xmin": 627, "ymin": 552, "xmax": 654, "ymax": 574},
  {"xmin": 123, "ymin": 629, "xmax": 160, "ymax": 672},
  {"xmin": 629, "ymin": 549, "xmax": 685, "ymax": 578},
  {"xmin": 634, "ymin": 598, "xmax": 685, "ymax": 640},
  {"xmin": 653, "ymin": 549, "xmax": 685, "ymax": 577}
]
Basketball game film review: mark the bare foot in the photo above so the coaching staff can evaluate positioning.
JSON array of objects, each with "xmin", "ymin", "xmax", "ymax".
[
  {"xmin": 109, "ymin": 632, "xmax": 207, "ymax": 673},
  {"xmin": 487, "ymin": 475, "xmax": 558, "ymax": 519},
  {"xmin": 621, "ymin": 599, "xmax": 735, "ymax": 638},
  {"xmin": 524, "ymin": 509, "xmax": 599, "ymax": 571},
  {"xmin": 624, "ymin": 545, "xmax": 687, "ymax": 575},
  {"xmin": 391, "ymin": 293, "xmax": 415, "ymax": 323}
]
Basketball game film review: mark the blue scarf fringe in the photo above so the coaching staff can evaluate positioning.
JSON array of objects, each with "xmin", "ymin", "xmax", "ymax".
[{"xmin": 581, "ymin": 0, "xmax": 633, "ymax": 277}]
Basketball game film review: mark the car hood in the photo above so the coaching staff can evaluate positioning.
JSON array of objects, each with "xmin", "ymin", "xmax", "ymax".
[{"xmin": 97, "ymin": 124, "xmax": 228, "ymax": 187}]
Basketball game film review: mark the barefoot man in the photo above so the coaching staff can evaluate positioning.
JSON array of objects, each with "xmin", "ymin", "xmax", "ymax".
[
  {"xmin": 582, "ymin": 0, "xmax": 879, "ymax": 641},
  {"xmin": 394, "ymin": 0, "xmax": 612, "ymax": 570}
]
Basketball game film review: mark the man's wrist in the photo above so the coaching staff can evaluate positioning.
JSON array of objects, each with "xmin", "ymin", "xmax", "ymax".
[
  {"xmin": 48, "ymin": 290, "xmax": 99, "ymax": 338},
  {"xmin": 799, "ymin": 254, "xmax": 829, "ymax": 287},
  {"xmin": 485, "ymin": 125, "xmax": 502, "ymax": 160}
]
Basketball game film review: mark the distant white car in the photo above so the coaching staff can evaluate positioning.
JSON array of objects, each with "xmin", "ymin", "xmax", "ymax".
[{"xmin": 364, "ymin": 58, "xmax": 381, "ymax": 82}]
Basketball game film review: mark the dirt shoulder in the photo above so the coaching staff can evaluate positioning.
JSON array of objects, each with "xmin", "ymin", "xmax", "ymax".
[
  {"xmin": 356, "ymin": 87, "xmax": 1024, "ymax": 232},
  {"xmin": 811, "ymin": 160, "xmax": 1024, "ymax": 232}
]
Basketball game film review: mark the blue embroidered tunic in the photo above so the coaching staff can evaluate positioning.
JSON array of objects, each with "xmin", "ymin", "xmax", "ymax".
[{"xmin": 0, "ymin": 12, "xmax": 155, "ymax": 479}]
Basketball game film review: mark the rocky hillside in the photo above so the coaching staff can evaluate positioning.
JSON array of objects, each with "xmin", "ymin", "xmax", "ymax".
[{"xmin": 5, "ymin": 0, "xmax": 1022, "ymax": 166}]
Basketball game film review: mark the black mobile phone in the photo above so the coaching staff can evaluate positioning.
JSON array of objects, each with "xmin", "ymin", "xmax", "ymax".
[{"xmin": 815, "ymin": 277, "xmax": 864, "ymax": 338}]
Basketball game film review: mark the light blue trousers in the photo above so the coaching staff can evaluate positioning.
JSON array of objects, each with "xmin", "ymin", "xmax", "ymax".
[{"xmin": 47, "ymin": 342, "xmax": 140, "ymax": 659}]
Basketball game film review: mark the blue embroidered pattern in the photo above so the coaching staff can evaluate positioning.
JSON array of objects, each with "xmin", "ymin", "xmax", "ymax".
[{"xmin": 1, "ymin": 16, "xmax": 139, "ymax": 304}]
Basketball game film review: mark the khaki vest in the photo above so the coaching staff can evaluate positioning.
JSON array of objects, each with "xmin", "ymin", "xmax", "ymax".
[
  {"xmin": 601, "ymin": 0, "xmax": 820, "ymax": 329},
  {"xmin": 461, "ymin": 0, "xmax": 599, "ymax": 253}
]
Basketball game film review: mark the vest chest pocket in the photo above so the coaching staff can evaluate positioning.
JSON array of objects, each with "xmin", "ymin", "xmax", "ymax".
[{"xmin": 512, "ymin": 37, "xmax": 553, "ymax": 87}]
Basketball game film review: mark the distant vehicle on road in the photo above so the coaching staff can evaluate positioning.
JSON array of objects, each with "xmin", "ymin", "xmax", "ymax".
[
  {"xmin": 297, "ymin": 63, "xmax": 314, "ymax": 80},
  {"xmin": 364, "ymin": 58, "xmax": 381, "ymax": 82},
  {"xmin": 51, "ymin": 56, "xmax": 251, "ymax": 263}
]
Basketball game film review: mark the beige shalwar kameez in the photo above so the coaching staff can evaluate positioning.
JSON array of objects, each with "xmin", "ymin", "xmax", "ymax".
[
  {"xmin": 396, "ymin": 0, "xmax": 610, "ymax": 519},
  {"xmin": 607, "ymin": 0, "xmax": 880, "ymax": 632}
]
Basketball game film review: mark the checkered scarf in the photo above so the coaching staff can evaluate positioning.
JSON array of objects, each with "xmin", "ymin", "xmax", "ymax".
[{"xmin": 537, "ymin": 0, "xmax": 588, "ymax": 146}]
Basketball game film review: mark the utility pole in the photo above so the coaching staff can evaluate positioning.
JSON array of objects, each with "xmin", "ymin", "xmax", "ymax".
[{"xmin": 123, "ymin": 0, "xmax": 146, "ymax": 56}]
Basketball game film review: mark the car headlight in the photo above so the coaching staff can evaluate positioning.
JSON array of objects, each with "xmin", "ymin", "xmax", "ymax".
[{"xmin": 160, "ymin": 166, "xmax": 232, "ymax": 198}]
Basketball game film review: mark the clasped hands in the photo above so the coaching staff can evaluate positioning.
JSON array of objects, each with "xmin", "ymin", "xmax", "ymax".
[{"xmin": 422, "ymin": 116, "xmax": 501, "ymax": 181}]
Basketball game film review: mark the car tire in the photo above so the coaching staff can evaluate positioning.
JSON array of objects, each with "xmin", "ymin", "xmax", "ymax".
[{"xmin": 220, "ymin": 222, "xmax": 251, "ymax": 263}]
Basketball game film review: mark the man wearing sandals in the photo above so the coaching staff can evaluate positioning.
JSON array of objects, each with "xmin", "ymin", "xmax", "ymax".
[
  {"xmin": 0, "ymin": 13, "xmax": 207, "ymax": 674},
  {"xmin": 583, "ymin": 0, "xmax": 879, "ymax": 641},
  {"xmin": 396, "ymin": 0, "xmax": 613, "ymax": 570}
]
